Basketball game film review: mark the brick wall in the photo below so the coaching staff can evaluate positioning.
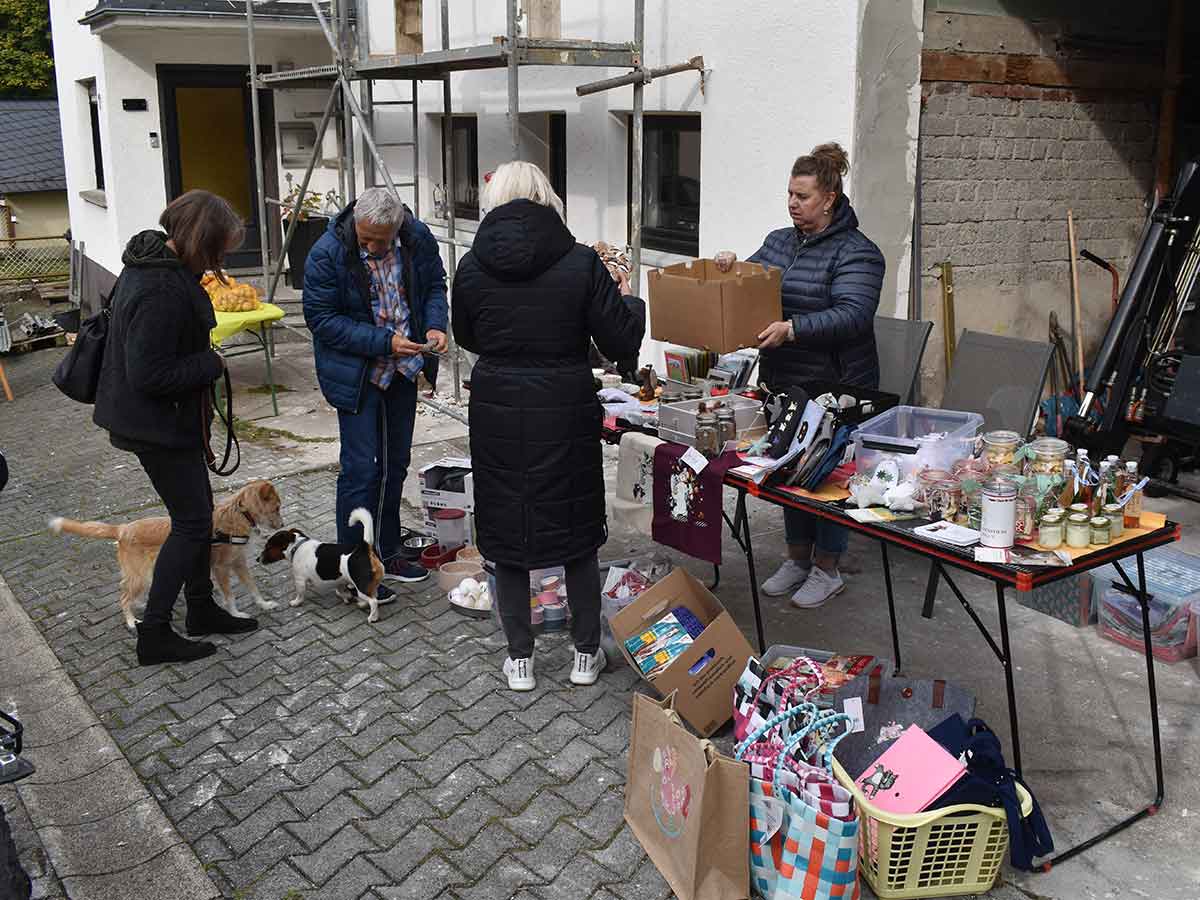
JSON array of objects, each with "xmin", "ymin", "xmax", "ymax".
[{"xmin": 916, "ymin": 81, "xmax": 1158, "ymax": 400}]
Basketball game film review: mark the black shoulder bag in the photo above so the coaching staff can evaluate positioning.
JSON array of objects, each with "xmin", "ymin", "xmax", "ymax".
[{"xmin": 52, "ymin": 280, "xmax": 119, "ymax": 404}]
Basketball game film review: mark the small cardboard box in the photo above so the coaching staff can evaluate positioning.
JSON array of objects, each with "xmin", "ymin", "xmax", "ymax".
[
  {"xmin": 611, "ymin": 568, "xmax": 756, "ymax": 736},
  {"xmin": 648, "ymin": 259, "xmax": 782, "ymax": 354},
  {"xmin": 419, "ymin": 457, "xmax": 474, "ymax": 544}
]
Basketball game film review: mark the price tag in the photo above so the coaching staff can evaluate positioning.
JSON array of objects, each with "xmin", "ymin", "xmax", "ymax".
[
  {"xmin": 681, "ymin": 446, "xmax": 709, "ymax": 474},
  {"xmin": 843, "ymin": 697, "xmax": 866, "ymax": 734},
  {"xmin": 974, "ymin": 547, "xmax": 1010, "ymax": 564},
  {"xmin": 759, "ymin": 795, "xmax": 786, "ymax": 842}
]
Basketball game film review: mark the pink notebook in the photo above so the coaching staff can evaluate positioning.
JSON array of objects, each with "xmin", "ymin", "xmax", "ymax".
[{"xmin": 855, "ymin": 725, "xmax": 966, "ymax": 814}]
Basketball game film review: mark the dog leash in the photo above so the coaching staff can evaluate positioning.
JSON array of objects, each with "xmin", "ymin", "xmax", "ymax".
[{"xmin": 205, "ymin": 367, "xmax": 241, "ymax": 477}]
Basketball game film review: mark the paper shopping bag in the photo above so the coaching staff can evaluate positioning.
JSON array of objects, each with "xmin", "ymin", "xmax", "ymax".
[{"xmin": 625, "ymin": 692, "xmax": 750, "ymax": 900}]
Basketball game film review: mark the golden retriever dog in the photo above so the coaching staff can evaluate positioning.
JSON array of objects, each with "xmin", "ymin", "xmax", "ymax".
[{"xmin": 50, "ymin": 479, "xmax": 284, "ymax": 628}]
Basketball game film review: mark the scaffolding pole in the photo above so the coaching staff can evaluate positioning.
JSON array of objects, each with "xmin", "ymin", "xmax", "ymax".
[
  {"xmin": 631, "ymin": 0, "xmax": 645, "ymax": 295},
  {"xmin": 442, "ymin": 0, "xmax": 460, "ymax": 401},
  {"xmin": 339, "ymin": 0, "xmax": 356, "ymax": 201},
  {"xmin": 507, "ymin": 0, "xmax": 520, "ymax": 161},
  {"xmin": 245, "ymin": 0, "xmax": 271, "ymax": 283}
]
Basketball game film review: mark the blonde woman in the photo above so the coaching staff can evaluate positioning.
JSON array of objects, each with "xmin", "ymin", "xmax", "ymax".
[{"xmin": 452, "ymin": 162, "xmax": 645, "ymax": 691}]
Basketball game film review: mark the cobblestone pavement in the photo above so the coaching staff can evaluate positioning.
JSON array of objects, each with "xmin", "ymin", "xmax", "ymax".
[{"xmin": 0, "ymin": 348, "xmax": 674, "ymax": 900}]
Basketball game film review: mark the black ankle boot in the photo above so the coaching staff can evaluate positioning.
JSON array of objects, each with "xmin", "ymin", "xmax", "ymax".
[
  {"xmin": 186, "ymin": 599, "xmax": 259, "ymax": 636},
  {"xmin": 136, "ymin": 623, "xmax": 216, "ymax": 666}
]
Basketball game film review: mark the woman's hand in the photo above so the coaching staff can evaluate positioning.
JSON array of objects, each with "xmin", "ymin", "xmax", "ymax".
[
  {"xmin": 714, "ymin": 251, "xmax": 737, "ymax": 272},
  {"xmin": 616, "ymin": 271, "xmax": 633, "ymax": 297},
  {"xmin": 757, "ymin": 320, "xmax": 794, "ymax": 350},
  {"xmin": 425, "ymin": 330, "xmax": 448, "ymax": 353},
  {"xmin": 391, "ymin": 333, "xmax": 423, "ymax": 357}
]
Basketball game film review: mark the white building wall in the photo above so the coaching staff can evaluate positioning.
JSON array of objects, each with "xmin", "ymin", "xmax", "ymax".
[
  {"xmin": 50, "ymin": 0, "xmax": 337, "ymax": 274},
  {"xmin": 361, "ymin": 0, "xmax": 867, "ymax": 367}
]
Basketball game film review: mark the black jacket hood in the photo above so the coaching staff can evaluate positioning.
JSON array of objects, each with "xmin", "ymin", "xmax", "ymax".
[
  {"xmin": 122, "ymin": 230, "xmax": 185, "ymax": 269},
  {"xmin": 472, "ymin": 200, "xmax": 575, "ymax": 283}
]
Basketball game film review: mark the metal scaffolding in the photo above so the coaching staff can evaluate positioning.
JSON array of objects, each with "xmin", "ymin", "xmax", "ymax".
[{"xmin": 244, "ymin": 0, "xmax": 703, "ymax": 402}]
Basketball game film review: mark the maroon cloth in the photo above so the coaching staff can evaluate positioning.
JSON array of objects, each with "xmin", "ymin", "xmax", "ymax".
[{"xmin": 651, "ymin": 444, "xmax": 738, "ymax": 565}]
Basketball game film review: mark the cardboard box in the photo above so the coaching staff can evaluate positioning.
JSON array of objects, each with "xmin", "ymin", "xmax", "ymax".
[
  {"xmin": 610, "ymin": 569, "xmax": 756, "ymax": 736},
  {"xmin": 1017, "ymin": 573, "xmax": 1096, "ymax": 627},
  {"xmin": 419, "ymin": 457, "xmax": 474, "ymax": 544},
  {"xmin": 648, "ymin": 259, "xmax": 782, "ymax": 354}
]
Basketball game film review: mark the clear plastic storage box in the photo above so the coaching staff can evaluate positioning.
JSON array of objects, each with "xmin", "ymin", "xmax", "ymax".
[{"xmin": 852, "ymin": 405, "xmax": 985, "ymax": 479}]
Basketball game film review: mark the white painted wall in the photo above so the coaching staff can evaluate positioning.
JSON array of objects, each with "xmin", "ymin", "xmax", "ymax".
[
  {"xmin": 363, "ymin": 0, "xmax": 869, "ymax": 367},
  {"xmin": 50, "ymin": 1, "xmax": 337, "ymax": 274}
]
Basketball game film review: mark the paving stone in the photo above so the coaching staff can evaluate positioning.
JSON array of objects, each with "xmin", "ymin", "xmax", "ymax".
[
  {"xmin": 572, "ymin": 788, "xmax": 626, "ymax": 844},
  {"xmin": 58, "ymin": 844, "xmax": 220, "ymax": 900},
  {"xmin": 215, "ymin": 824, "xmax": 307, "ymax": 891},
  {"xmin": 419, "ymin": 765, "xmax": 496, "ymax": 816},
  {"xmin": 441, "ymin": 821, "xmax": 529, "ymax": 881},
  {"xmin": 39, "ymin": 798, "xmax": 182, "ymax": 878},
  {"xmin": 375, "ymin": 855, "xmax": 468, "ymax": 900},
  {"xmin": 291, "ymin": 822, "xmax": 383, "ymax": 885},
  {"xmin": 550, "ymin": 761, "xmax": 621, "ymax": 812},
  {"xmin": 350, "ymin": 762, "xmax": 429, "ymax": 816},
  {"xmin": 606, "ymin": 857, "xmax": 674, "ymax": 900},
  {"xmin": 512, "ymin": 819, "xmax": 593, "ymax": 881},
  {"xmin": 587, "ymin": 824, "xmax": 646, "ymax": 879},
  {"xmin": 452, "ymin": 856, "xmax": 543, "ymax": 900},
  {"xmin": 485, "ymin": 761, "xmax": 557, "ymax": 816},
  {"xmin": 501, "ymin": 789, "xmax": 577, "ymax": 845},
  {"xmin": 366, "ymin": 822, "xmax": 444, "ymax": 881},
  {"xmin": 283, "ymin": 761, "xmax": 363, "ymax": 817},
  {"xmin": 18, "ymin": 759, "xmax": 150, "ymax": 827},
  {"xmin": 217, "ymin": 795, "xmax": 304, "ymax": 857}
]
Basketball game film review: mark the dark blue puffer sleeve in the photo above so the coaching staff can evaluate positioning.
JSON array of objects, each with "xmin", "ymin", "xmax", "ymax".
[
  {"xmin": 790, "ymin": 242, "xmax": 884, "ymax": 344},
  {"xmin": 414, "ymin": 229, "xmax": 449, "ymax": 334},
  {"xmin": 303, "ymin": 238, "xmax": 393, "ymax": 358},
  {"xmin": 587, "ymin": 254, "xmax": 645, "ymax": 362}
]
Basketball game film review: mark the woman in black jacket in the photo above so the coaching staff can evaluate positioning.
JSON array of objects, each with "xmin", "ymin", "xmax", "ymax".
[
  {"xmin": 453, "ymin": 162, "xmax": 645, "ymax": 692},
  {"xmin": 94, "ymin": 190, "xmax": 258, "ymax": 666}
]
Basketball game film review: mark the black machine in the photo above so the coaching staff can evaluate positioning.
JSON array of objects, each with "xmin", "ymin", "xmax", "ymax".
[{"xmin": 1065, "ymin": 158, "xmax": 1200, "ymax": 489}]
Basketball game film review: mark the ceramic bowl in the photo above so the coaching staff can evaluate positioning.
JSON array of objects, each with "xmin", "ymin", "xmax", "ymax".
[{"xmin": 437, "ymin": 560, "xmax": 484, "ymax": 592}]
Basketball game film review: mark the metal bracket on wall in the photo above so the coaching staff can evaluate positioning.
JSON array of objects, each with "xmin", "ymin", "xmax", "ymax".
[{"xmin": 935, "ymin": 260, "xmax": 956, "ymax": 378}]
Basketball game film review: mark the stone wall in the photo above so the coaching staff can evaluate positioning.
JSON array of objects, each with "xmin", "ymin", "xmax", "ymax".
[{"xmin": 916, "ymin": 81, "xmax": 1158, "ymax": 402}]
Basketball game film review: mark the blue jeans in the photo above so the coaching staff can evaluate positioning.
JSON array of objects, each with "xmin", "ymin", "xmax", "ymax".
[
  {"xmin": 336, "ymin": 377, "xmax": 418, "ymax": 562},
  {"xmin": 783, "ymin": 508, "xmax": 849, "ymax": 555}
]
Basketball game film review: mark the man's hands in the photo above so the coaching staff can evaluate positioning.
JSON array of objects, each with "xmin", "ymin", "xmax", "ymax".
[
  {"xmin": 757, "ymin": 320, "xmax": 794, "ymax": 350},
  {"xmin": 391, "ymin": 329, "xmax": 448, "ymax": 357},
  {"xmin": 714, "ymin": 251, "xmax": 737, "ymax": 272}
]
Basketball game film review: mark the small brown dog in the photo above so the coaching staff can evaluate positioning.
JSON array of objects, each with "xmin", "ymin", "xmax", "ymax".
[{"xmin": 50, "ymin": 479, "xmax": 285, "ymax": 628}]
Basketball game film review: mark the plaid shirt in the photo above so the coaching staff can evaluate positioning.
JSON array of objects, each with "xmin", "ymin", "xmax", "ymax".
[{"xmin": 362, "ymin": 241, "xmax": 423, "ymax": 389}]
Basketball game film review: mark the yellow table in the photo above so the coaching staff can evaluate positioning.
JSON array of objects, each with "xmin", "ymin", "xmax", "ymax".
[{"xmin": 211, "ymin": 303, "xmax": 285, "ymax": 415}]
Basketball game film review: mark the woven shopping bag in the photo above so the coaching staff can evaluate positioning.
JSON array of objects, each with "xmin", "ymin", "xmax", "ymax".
[
  {"xmin": 736, "ymin": 707, "xmax": 861, "ymax": 900},
  {"xmin": 733, "ymin": 655, "xmax": 825, "ymax": 744},
  {"xmin": 625, "ymin": 692, "xmax": 750, "ymax": 900}
]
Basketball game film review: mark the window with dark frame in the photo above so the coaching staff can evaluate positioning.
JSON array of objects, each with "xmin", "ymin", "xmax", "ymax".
[
  {"xmin": 85, "ymin": 81, "xmax": 105, "ymax": 191},
  {"xmin": 549, "ymin": 112, "xmax": 566, "ymax": 213},
  {"xmin": 451, "ymin": 116, "xmax": 479, "ymax": 220},
  {"xmin": 628, "ymin": 114, "xmax": 700, "ymax": 256}
]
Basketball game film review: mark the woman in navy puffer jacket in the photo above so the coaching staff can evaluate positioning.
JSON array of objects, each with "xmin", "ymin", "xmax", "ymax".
[{"xmin": 717, "ymin": 143, "xmax": 884, "ymax": 610}]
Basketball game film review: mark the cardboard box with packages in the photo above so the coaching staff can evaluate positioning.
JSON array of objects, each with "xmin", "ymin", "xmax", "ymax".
[
  {"xmin": 648, "ymin": 259, "xmax": 782, "ymax": 354},
  {"xmin": 610, "ymin": 568, "xmax": 755, "ymax": 736},
  {"xmin": 418, "ymin": 457, "xmax": 475, "ymax": 542}
]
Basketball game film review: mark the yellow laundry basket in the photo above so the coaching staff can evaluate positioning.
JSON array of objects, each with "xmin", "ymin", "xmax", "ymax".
[{"xmin": 832, "ymin": 759, "xmax": 1032, "ymax": 899}]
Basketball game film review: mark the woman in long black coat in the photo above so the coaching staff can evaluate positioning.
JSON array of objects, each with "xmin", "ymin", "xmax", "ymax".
[{"xmin": 452, "ymin": 161, "xmax": 645, "ymax": 692}]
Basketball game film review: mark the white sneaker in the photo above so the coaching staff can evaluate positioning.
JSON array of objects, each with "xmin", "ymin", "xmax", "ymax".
[
  {"xmin": 503, "ymin": 656, "xmax": 536, "ymax": 691},
  {"xmin": 790, "ymin": 567, "xmax": 845, "ymax": 609},
  {"xmin": 762, "ymin": 559, "xmax": 812, "ymax": 597},
  {"xmin": 570, "ymin": 647, "xmax": 607, "ymax": 686}
]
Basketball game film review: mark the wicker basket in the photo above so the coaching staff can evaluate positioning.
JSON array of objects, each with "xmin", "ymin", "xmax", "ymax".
[{"xmin": 832, "ymin": 759, "xmax": 1032, "ymax": 898}]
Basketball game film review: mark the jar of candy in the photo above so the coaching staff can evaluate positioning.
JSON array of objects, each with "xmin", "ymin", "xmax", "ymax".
[
  {"xmin": 917, "ymin": 469, "xmax": 960, "ymax": 521},
  {"xmin": 1090, "ymin": 516, "xmax": 1111, "ymax": 546},
  {"xmin": 1038, "ymin": 514, "xmax": 1064, "ymax": 549},
  {"xmin": 982, "ymin": 430, "xmax": 1022, "ymax": 467},
  {"xmin": 694, "ymin": 410, "xmax": 720, "ymax": 457},
  {"xmin": 1066, "ymin": 513, "xmax": 1091, "ymax": 548},
  {"xmin": 1026, "ymin": 437, "xmax": 1070, "ymax": 476}
]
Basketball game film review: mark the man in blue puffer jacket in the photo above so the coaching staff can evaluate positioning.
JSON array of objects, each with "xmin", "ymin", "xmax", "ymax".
[
  {"xmin": 716, "ymin": 143, "xmax": 884, "ymax": 610},
  {"xmin": 304, "ymin": 188, "xmax": 448, "ymax": 591}
]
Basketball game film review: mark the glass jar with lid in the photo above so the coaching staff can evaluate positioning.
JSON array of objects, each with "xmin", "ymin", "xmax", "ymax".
[
  {"xmin": 1090, "ymin": 516, "xmax": 1111, "ymax": 546},
  {"xmin": 917, "ymin": 469, "xmax": 959, "ymax": 520},
  {"xmin": 1026, "ymin": 437, "xmax": 1070, "ymax": 476},
  {"xmin": 1102, "ymin": 503, "xmax": 1124, "ymax": 538},
  {"xmin": 1066, "ymin": 513, "xmax": 1091, "ymax": 548},
  {"xmin": 694, "ymin": 410, "xmax": 720, "ymax": 457},
  {"xmin": 952, "ymin": 457, "xmax": 991, "ymax": 481},
  {"xmin": 982, "ymin": 430, "xmax": 1022, "ymax": 467},
  {"xmin": 1038, "ymin": 514, "xmax": 1064, "ymax": 549},
  {"xmin": 714, "ymin": 407, "xmax": 737, "ymax": 448},
  {"xmin": 980, "ymin": 478, "xmax": 1018, "ymax": 548},
  {"xmin": 957, "ymin": 477, "xmax": 984, "ymax": 528}
]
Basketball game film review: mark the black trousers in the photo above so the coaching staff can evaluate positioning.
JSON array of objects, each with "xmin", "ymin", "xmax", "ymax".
[
  {"xmin": 496, "ymin": 551, "xmax": 601, "ymax": 659},
  {"xmin": 136, "ymin": 447, "xmax": 214, "ymax": 627}
]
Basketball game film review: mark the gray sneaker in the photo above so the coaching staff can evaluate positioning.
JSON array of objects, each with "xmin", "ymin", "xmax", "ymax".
[
  {"xmin": 762, "ymin": 559, "xmax": 812, "ymax": 597},
  {"xmin": 790, "ymin": 567, "xmax": 844, "ymax": 609}
]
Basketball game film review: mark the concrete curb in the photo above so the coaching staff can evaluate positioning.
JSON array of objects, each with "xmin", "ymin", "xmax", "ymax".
[{"xmin": 0, "ymin": 574, "xmax": 221, "ymax": 900}]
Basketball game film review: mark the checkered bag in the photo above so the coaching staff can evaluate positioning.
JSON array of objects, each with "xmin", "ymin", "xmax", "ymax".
[
  {"xmin": 736, "ymin": 708, "xmax": 861, "ymax": 900},
  {"xmin": 733, "ymin": 656, "xmax": 825, "ymax": 744}
]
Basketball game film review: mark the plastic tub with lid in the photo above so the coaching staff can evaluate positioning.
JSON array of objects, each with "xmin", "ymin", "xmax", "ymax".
[{"xmin": 852, "ymin": 405, "xmax": 984, "ymax": 480}]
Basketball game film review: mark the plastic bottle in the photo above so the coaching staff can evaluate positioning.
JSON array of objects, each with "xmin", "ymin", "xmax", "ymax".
[{"xmin": 1123, "ymin": 460, "xmax": 1143, "ymax": 529}]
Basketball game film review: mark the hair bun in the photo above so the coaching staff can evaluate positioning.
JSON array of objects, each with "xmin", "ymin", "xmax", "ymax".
[{"xmin": 811, "ymin": 142, "xmax": 849, "ymax": 176}]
